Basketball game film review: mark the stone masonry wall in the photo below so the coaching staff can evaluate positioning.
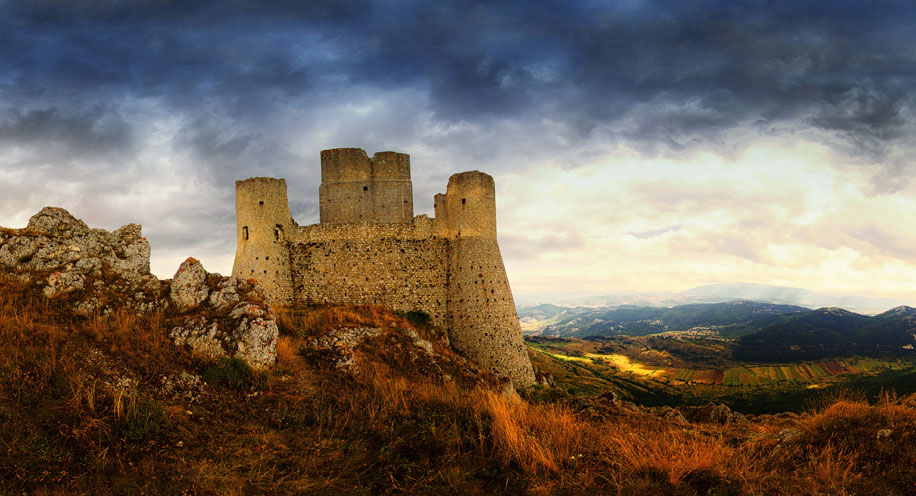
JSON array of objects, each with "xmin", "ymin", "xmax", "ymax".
[
  {"xmin": 288, "ymin": 217, "xmax": 449, "ymax": 324},
  {"xmin": 446, "ymin": 237, "xmax": 535, "ymax": 387},
  {"xmin": 439, "ymin": 172, "xmax": 536, "ymax": 386}
]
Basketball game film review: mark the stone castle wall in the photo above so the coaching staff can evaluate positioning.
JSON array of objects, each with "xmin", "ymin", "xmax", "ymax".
[
  {"xmin": 232, "ymin": 149, "xmax": 535, "ymax": 387},
  {"xmin": 288, "ymin": 218, "xmax": 450, "ymax": 324},
  {"xmin": 446, "ymin": 237, "xmax": 533, "ymax": 387}
]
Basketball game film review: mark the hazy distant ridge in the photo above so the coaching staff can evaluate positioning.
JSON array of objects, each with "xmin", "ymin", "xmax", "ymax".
[{"xmin": 517, "ymin": 282, "xmax": 912, "ymax": 315}]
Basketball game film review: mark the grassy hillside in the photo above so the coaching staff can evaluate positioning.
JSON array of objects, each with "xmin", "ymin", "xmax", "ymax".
[{"xmin": 3, "ymin": 275, "xmax": 916, "ymax": 494}]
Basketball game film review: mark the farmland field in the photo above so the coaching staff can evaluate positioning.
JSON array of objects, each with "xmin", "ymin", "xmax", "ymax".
[{"xmin": 529, "ymin": 337, "xmax": 912, "ymax": 387}]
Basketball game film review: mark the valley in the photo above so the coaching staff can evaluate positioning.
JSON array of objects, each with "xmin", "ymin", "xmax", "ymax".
[
  {"xmin": 530, "ymin": 336, "xmax": 909, "ymax": 386},
  {"xmin": 526, "ymin": 334, "xmax": 916, "ymax": 414}
]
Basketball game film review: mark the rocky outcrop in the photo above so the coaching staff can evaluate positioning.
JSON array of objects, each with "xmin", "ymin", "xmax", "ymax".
[
  {"xmin": 305, "ymin": 323, "xmax": 493, "ymax": 388},
  {"xmin": 0, "ymin": 207, "xmax": 162, "ymax": 315},
  {"xmin": 572, "ymin": 392, "xmax": 747, "ymax": 427},
  {"xmin": 167, "ymin": 258, "xmax": 278, "ymax": 369},
  {"xmin": 2, "ymin": 208, "xmax": 279, "ymax": 370},
  {"xmin": 308, "ymin": 327, "xmax": 384, "ymax": 370},
  {"xmin": 678, "ymin": 403, "xmax": 748, "ymax": 425}
]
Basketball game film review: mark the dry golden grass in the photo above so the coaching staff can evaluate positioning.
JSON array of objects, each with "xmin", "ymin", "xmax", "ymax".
[
  {"xmin": 3, "ymin": 274, "xmax": 916, "ymax": 494},
  {"xmin": 479, "ymin": 389, "xmax": 590, "ymax": 475},
  {"xmin": 275, "ymin": 335, "xmax": 301, "ymax": 366},
  {"xmin": 275, "ymin": 303, "xmax": 426, "ymax": 338}
]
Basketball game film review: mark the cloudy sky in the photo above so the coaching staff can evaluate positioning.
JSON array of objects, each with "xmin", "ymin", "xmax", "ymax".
[{"xmin": 2, "ymin": 0, "xmax": 915, "ymax": 302}]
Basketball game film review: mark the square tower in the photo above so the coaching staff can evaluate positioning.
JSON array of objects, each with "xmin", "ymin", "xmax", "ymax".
[{"xmin": 318, "ymin": 148, "xmax": 413, "ymax": 224}]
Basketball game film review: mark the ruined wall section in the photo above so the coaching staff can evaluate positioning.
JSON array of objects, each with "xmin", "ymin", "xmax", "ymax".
[
  {"xmin": 232, "ymin": 177, "xmax": 294, "ymax": 304},
  {"xmin": 440, "ymin": 172, "xmax": 536, "ymax": 387},
  {"xmin": 319, "ymin": 148, "xmax": 413, "ymax": 224},
  {"xmin": 288, "ymin": 216, "xmax": 450, "ymax": 324}
]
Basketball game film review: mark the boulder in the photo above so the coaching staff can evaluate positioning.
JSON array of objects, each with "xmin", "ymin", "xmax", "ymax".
[
  {"xmin": 778, "ymin": 428, "xmax": 800, "ymax": 443},
  {"xmin": 654, "ymin": 406, "xmax": 689, "ymax": 425},
  {"xmin": 170, "ymin": 318, "xmax": 228, "ymax": 361},
  {"xmin": 43, "ymin": 270, "xmax": 86, "ymax": 299},
  {"xmin": 168, "ymin": 263, "xmax": 278, "ymax": 370},
  {"xmin": 309, "ymin": 327, "xmax": 383, "ymax": 370},
  {"xmin": 169, "ymin": 258, "xmax": 210, "ymax": 311}
]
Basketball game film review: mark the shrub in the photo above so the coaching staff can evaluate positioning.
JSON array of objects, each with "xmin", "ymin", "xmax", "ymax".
[
  {"xmin": 397, "ymin": 310, "xmax": 431, "ymax": 328},
  {"xmin": 201, "ymin": 358, "xmax": 266, "ymax": 390},
  {"xmin": 118, "ymin": 399, "xmax": 168, "ymax": 442}
]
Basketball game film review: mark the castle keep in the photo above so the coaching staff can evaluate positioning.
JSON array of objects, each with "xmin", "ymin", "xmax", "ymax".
[{"xmin": 232, "ymin": 148, "xmax": 535, "ymax": 387}]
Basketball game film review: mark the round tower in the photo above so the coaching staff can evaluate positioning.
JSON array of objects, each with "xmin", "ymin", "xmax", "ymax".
[
  {"xmin": 441, "ymin": 171, "xmax": 497, "ymax": 238},
  {"xmin": 443, "ymin": 171, "xmax": 535, "ymax": 388},
  {"xmin": 232, "ymin": 177, "xmax": 293, "ymax": 304}
]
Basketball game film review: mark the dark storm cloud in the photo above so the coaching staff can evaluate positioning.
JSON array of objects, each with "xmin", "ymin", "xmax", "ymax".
[
  {"xmin": 3, "ymin": 0, "xmax": 916, "ymax": 160},
  {"xmin": 0, "ymin": 106, "xmax": 135, "ymax": 163}
]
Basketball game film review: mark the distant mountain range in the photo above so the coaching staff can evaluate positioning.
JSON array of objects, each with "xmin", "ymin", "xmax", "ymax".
[
  {"xmin": 519, "ymin": 300, "xmax": 916, "ymax": 363},
  {"xmin": 516, "ymin": 282, "xmax": 913, "ymax": 315},
  {"xmin": 519, "ymin": 300, "xmax": 810, "ymax": 339}
]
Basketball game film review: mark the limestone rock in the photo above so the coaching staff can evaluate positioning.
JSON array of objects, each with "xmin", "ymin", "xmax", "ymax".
[
  {"xmin": 232, "ymin": 315, "xmax": 280, "ymax": 369},
  {"xmin": 43, "ymin": 270, "xmax": 86, "ymax": 299},
  {"xmin": 26, "ymin": 206, "xmax": 91, "ymax": 235},
  {"xmin": 306, "ymin": 326, "xmax": 454, "ymax": 375},
  {"xmin": 535, "ymin": 371, "xmax": 555, "ymax": 388},
  {"xmin": 169, "ymin": 306, "xmax": 278, "ymax": 370},
  {"xmin": 158, "ymin": 372, "xmax": 206, "ymax": 404},
  {"xmin": 2, "ymin": 207, "xmax": 280, "ymax": 370},
  {"xmin": 170, "ymin": 258, "xmax": 210, "ymax": 311},
  {"xmin": 655, "ymin": 406, "xmax": 689, "ymax": 426},
  {"xmin": 168, "ymin": 262, "xmax": 278, "ymax": 370},
  {"xmin": 309, "ymin": 327, "xmax": 383, "ymax": 370},
  {"xmin": 677, "ymin": 403, "xmax": 748, "ymax": 425},
  {"xmin": 209, "ymin": 277, "xmax": 242, "ymax": 310},
  {"xmin": 0, "ymin": 207, "xmax": 162, "ymax": 314},
  {"xmin": 170, "ymin": 318, "xmax": 228, "ymax": 361}
]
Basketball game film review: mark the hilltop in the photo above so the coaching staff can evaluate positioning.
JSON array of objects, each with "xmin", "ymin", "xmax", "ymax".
[{"xmin": 3, "ymin": 274, "xmax": 916, "ymax": 494}]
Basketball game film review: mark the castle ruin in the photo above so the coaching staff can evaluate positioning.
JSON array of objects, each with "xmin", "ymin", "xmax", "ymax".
[{"xmin": 232, "ymin": 148, "xmax": 535, "ymax": 387}]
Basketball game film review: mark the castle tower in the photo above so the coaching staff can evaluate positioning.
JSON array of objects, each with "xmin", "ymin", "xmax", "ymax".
[
  {"xmin": 441, "ymin": 171, "xmax": 536, "ymax": 387},
  {"xmin": 232, "ymin": 177, "xmax": 294, "ymax": 304},
  {"xmin": 319, "ymin": 148, "xmax": 413, "ymax": 224}
]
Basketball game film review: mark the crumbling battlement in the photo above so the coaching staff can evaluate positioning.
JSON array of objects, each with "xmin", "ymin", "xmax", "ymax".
[{"xmin": 232, "ymin": 148, "xmax": 535, "ymax": 387}]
